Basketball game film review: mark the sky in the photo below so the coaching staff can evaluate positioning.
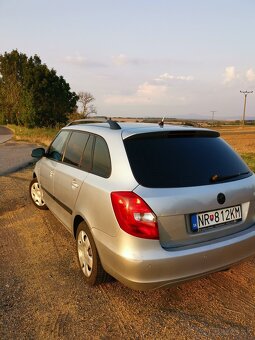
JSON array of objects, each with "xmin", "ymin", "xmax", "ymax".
[{"xmin": 0, "ymin": 0, "xmax": 255, "ymax": 120}]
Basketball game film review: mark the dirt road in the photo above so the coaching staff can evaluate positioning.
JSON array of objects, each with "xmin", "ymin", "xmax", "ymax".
[{"xmin": 1, "ymin": 166, "xmax": 255, "ymax": 339}]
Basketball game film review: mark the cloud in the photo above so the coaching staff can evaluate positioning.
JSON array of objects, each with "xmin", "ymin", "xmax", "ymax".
[
  {"xmin": 65, "ymin": 54, "xmax": 86, "ymax": 65},
  {"xmin": 223, "ymin": 66, "xmax": 255, "ymax": 84},
  {"xmin": 223, "ymin": 66, "xmax": 238, "ymax": 84},
  {"xmin": 104, "ymin": 81, "xmax": 168, "ymax": 105},
  {"xmin": 112, "ymin": 54, "xmax": 129, "ymax": 66},
  {"xmin": 246, "ymin": 68, "xmax": 255, "ymax": 82},
  {"xmin": 155, "ymin": 73, "xmax": 194, "ymax": 82},
  {"xmin": 64, "ymin": 54, "xmax": 107, "ymax": 68},
  {"xmin": 112, "ymin": 54, "xmax": 146, "ymax": 66},
  {"xmin": 137, "ymin": 82, "xmax": 167, "ymax": 98},
  {"xmin": 104, "ymin": 71, "xmax": 194, "ymax": 106}
]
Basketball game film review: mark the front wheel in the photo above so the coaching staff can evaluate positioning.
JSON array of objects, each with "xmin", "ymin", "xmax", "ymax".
[
  {"xmin": 76, "ymin": 222, "xmax": 109, "ymax": 285},
  {"xmin": 29, "ymin": 178, "xmax": 48, "ymax": 210}
]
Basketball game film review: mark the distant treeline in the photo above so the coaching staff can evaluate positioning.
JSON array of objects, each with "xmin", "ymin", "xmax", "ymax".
[{"xmin": 0, "ymin": 50, "xmax": 78, "ymax": 127}]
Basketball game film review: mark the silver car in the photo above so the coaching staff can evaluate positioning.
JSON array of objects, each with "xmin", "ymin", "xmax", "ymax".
[{"xmin": 30, "ymin": 120, "xmax": 255, "ymax": 290}]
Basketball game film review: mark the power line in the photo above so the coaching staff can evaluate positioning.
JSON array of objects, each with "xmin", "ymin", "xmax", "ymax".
[
  {"xmin": 240, "ymin": 90, "xmax": 253, "ymax": 125},
  {"xmin": 210, "ymin": 110, "xmax": 217, "ymax": 122}
]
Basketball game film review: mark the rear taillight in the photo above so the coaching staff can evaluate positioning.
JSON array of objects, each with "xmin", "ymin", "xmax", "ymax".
[{"xmin": 111, "ymin": 191, "xmax": 159, "ymax": 239}]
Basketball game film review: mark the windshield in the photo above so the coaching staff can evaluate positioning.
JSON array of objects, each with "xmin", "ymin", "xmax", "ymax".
[{"xmin": 124, "ymin": 132, "xmax": 252, "ymax": 188}]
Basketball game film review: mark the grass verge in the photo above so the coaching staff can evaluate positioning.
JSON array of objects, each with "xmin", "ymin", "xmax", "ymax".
[
  {"xmin": 241, "ymin": 153, "xmax": 255, "ymax": 172},
  {"xmin": 7, "ymin": 124, "xmax": 59, "ymax": 146}
]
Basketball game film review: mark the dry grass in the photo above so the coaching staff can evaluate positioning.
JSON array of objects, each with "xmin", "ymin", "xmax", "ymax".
[
  {"xmin": 215, "ymin": 126, "xmax": 255, "ymax": 154},
  {"xmin": 213, "ymin": 126, "xmax": 255, "ymax": 171},
  {"xmin": 8, "ymin": 125, "xmax": 59, "ymax": 146}
]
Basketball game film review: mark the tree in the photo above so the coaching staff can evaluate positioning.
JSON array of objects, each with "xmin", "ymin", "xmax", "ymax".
[
  {"xmin": 78, "ymin": 91, "xmax": 97, "ymax": 118},
  {"xmin": 0, "ymin": 50, "xmax": 27, "ymax": 124},
  {"xmin": 0, "ymin": 50, "xmax": 78, "ymax": 127}
]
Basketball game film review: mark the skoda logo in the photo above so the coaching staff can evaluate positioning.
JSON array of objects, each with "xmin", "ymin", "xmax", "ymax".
[{"xmin": 217, "ymin": 193, "xmax": 226, "ymax": 205}]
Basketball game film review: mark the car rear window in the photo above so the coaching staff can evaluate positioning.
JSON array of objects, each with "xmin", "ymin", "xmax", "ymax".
[
  {"xmin": 92, "ymin": 136, "xmax": 111, "ymax": 178},
  {"xmin": 124, "ymin": 131, "xmax": 252, "ymax": 188}
]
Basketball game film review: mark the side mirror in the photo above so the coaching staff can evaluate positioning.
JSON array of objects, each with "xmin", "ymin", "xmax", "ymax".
[{"xmin": 31, "ymin": 147, "xmax": 46, "ymax": 158}]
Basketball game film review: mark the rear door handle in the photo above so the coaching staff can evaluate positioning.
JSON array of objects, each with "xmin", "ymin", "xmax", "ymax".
[{"xmin": 72, "ymin": 179, "xmax": 79, "ymax": 189}]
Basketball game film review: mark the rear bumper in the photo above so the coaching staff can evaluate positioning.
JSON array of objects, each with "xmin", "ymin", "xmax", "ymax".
[{"xmin": 95, "ymin": 225, "xmax": 255, "ymax": 290}]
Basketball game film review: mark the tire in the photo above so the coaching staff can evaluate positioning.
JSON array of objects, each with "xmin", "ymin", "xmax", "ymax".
[
  {"xmin": 76, "ymin": 222, "xmax": 109, "ymax": 286},
  {"xmin": 29, "ymin": 178, "xmax": 48, "ymax": 210}
]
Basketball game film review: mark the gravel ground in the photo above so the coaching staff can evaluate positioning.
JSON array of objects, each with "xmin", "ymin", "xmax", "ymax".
[
  {"xmin": 0, "ymin": 127, "xmax": 39, "ymax": 176},
  {"xmin": 0, "ymin": 141, "xmax": 38, "ymax": 175},
  {"xmin": 0, "ymin": 166, "xmax": 255, "ymax": 339}
]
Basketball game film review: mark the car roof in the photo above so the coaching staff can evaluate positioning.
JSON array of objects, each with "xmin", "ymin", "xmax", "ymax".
[{"xmin": 63, "ymin": 121, "xmax": 219, "ymax": 139}]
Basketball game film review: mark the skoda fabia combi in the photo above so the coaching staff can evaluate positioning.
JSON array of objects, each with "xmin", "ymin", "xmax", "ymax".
[{"xmin": 30, "ymin": 120, "xmax": 255, "ymax": 290}]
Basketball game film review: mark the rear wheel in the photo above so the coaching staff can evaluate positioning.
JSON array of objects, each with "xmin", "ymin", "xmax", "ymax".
[
  {"xmin": 76, "ymin": 222, "xmax": 109, "ymax": 285},
  {"xmin": 29, "ymin": 178, "xmax": 48, "ymax": 210}
]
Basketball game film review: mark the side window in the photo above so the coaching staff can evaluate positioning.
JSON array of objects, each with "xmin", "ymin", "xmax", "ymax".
[
  {"xmin": 63, "ymin": 132, "xmax": 89, "ymax": 167},
  {"xmin": 81, "ymin": 135, "xmax": 94, "ymax": 172},
  {"xmin": 92, "ymin": 136, "xmax": 111, "ymax": 178},
  {"xmin": 48, "ymin": 131, "xmax": 69, "ymax": 161}
]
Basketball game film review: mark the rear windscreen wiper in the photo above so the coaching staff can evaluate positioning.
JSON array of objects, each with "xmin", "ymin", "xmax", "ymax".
[{"xmin": 210, "ymin": 171, "xmax": 251, "ymax": 183}]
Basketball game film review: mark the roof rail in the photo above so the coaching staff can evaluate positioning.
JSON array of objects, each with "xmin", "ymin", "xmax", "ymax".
[{"xmin": 66, "ymin": 117, "xmax": 121, "ymax": 130}]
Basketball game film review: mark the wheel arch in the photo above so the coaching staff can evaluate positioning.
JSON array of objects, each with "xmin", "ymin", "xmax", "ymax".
[
  {"xmin": 73, "ymin": 215, "xmax": 89, "ymax": 239},
  {"xmin": 73, "ymin": 215, "xmax": 105, "ymax": 267},
  {"xmin": 75, "ymin": 217, "xmax": 111, "ymax": 284}
]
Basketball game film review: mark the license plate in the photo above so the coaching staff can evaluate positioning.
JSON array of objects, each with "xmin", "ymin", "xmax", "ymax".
[{"xmin": 191, "ymin": 205, "xmax": 242, "ymax": 232}]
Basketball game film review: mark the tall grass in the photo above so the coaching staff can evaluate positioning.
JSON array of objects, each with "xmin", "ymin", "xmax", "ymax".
[{"xmin": 8, "ymin": 124, "xmax": 59, "ymax": 146}]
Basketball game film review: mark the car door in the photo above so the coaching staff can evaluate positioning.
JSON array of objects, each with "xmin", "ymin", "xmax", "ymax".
[
  {"xmin": 40, "ymin": 130, "xmax": 70, "ymax": 210},
  {"xmin": 53, "ymin": 131, "xmax": 90, "ymax": 230}
]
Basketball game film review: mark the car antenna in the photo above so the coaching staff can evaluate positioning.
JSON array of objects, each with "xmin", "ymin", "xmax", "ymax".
[
  {"xmin": 107, "ymin": 118, "xmax": 121, "ymax": 130},
  {"xmin": 159, "ymin": 117, "xmax": 165, "ymax": 128}
]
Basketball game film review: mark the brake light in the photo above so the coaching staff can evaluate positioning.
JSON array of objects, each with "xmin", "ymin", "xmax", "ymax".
[{"xmin": 111, "ymin": 191, "xmax": 159, "ymax": 239}]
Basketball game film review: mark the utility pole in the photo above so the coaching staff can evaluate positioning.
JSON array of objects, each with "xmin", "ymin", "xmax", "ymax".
[
  {"xmin": 210, "ymin": 110, "xmax": 217, "ymax": 124},
  {"xmin": 240, "ymin": 90, "xmax": 253, "ymax": 125}
]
